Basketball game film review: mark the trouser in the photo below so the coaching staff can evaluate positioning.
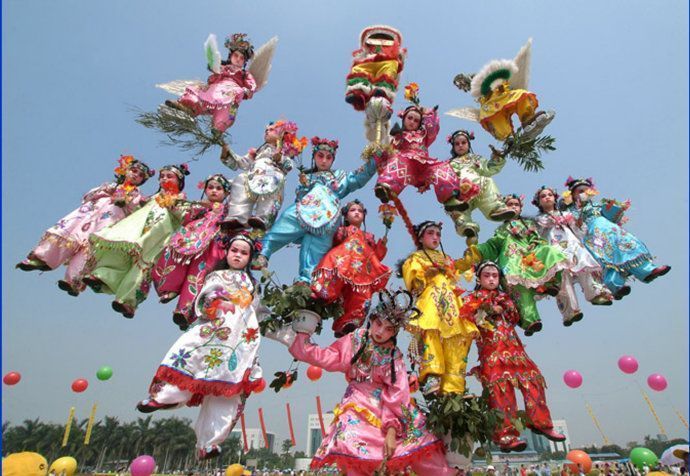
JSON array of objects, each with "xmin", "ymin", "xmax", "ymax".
[
  {"xmin": 225, "ymin": 175, "xmax": 282, "ymax": 228},
  {"xmin": 482, "ymin": 94, "xmax": 537, "ymax": 141},
  {"xmin": 179, "ymin": 94, "xmax": 239, "ymax": 133},
  {"xmin": 488, "ymin": 379, "xmax": 554, "ymax": 443},
  {"xmin": 602, "ymin": 260, "xmax": 656, "ymax": 293},
  {"xmin": 376, "ymin": 156, "xmax": 433, "ymax": 197},
  {"xmin": 512, "ymin": 285, "xmax": 540, "ymax": 329},
  {"xmin": 446, "ymin": 178, "xmax": 505, "ymax": 236},
  {"xmin": 419, "ymin": 331, "xmax": 473, "ymax": 394},
  {"xmin": 90, "ymin": 251, "xmax": 152, "ymax": 309},
  {"xmin": 332, "ymin": 287, "xmax": 371, "ymax": 334},
  {"xmin": 556, "ymin": 270, "xmax": 608, "ymax": 320},
  {"xmin": 151, "ymin": 240, "xmax": 226, "ymax": 325},
  {"xmin": 152, "ymin": 383, "xmax": 244, "ymax": 451},
  {"xmin": 260, "ymin": 209, "xmax": 333, "ymax": 283},
  {"xmin": 33, "ymin": 236, "xmax": 90, "ymax": 292},
  {"xmin": 344, "ymin": 448, "xmax": 455, "ymax": 476}
]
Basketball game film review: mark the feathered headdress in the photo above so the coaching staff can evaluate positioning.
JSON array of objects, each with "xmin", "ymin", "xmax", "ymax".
[{"xmin": 369, "ymin": 289, "xmax": 420, "ymax": 330}]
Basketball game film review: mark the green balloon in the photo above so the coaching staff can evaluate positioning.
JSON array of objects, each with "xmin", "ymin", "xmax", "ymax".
[
  {"xmin": 630, "ymin": 447, "xmax": 658, "ymax": 469},
  {"xmin": 96, "ymin": 366, "xmax": 113, "ymax": 381}
]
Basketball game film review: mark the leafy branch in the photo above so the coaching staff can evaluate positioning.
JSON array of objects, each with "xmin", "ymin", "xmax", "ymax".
[{"xmin": 502, "ymin": 131, "xmax": 556, "ymax": 173}]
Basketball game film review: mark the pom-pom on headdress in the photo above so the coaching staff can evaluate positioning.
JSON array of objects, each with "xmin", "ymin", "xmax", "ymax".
[
  {"xmin": 311, "ymin": 136, "xmax": 339, "ymax": 158},
  {"xmin": 369, "ymin": 288, "xmax": 420, "ymax": 330},
  {"xmin": 564, "ymin": 176, "xmax": 595, "ymax": 193},
  {"xmin": 447, "ymin": 130, "xmax": 475, "ymax": 144},
  {"xmin": 531, "ymin": 185, "xmax": 559, "ymax": 209},
  {"xmin": 224, "ymin": 33, "xmax": 254, "ymax": 61}
]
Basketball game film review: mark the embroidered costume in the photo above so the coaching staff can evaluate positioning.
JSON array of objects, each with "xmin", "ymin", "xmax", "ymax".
[
  {"xmin": 462, "ymin": 287, "xmax": 563, "ymax": 451},
  {"xmin": 141, "ymin": 268, "xmax": 262, "ymax": 458}
]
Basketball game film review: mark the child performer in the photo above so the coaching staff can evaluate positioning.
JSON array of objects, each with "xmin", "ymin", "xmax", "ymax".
[
  {"xmin": 256, "ymin": 137, "xmax": 379, "ymax": 282},
  {"xmin": 565, "ymin": 177, "xmax": 670, "ymax": 299},
  {"xmin": 533, "ymin": 186, "xmax": 612, "ymax": 326},
  {"xmin": 311, "ymin": 200, "xmax": 391, "ymax": 337},
  {"xmin": 136, "ymin": 234, "xmax": 263, "ymax": 461},
  {"xmin": 432, "ymin": 130, "xmax": 515, "ymax": 241},
  {"xmin": 151, "ymin": 173, "xmax": 232, "ymax": 330},
  {"xmin": 472, "ymin": 194, "xmax": 569, "ymax": 335},
  {"xmin": 463, "ymin": 261, "xmax": 565, "ymax": 452},
  {"xmin": 17, "ymin": 156, "xmax": 154, "ymax": 296},
  {"xmin": 286, "ymin": 289, "xmax": 456, "ymax": 476},
  {"xmin": 84, "ymin": 164, "xmax": 204, "ymax": 318},
  {"xmin": 402, "ymin": 221, "xmax": 478, "ymax": 395}
]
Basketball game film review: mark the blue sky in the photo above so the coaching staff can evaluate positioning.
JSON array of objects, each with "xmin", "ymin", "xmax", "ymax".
[{"xmin": 3, "ymin": 0, "xmax": 688, "ymax": 452}]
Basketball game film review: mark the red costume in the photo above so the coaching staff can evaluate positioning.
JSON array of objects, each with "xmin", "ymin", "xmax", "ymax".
[
  {"xmin": 312, "ymin": 225, "xmax": 391, "ymax": 336},
  {"xmin": 462, "ymin": 288, "xmax": 560, "ymax": 450}
]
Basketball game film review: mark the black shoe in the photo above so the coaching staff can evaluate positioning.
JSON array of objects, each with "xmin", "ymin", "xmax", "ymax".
[
  {"xmin": 524, "ymin": 321, "xmax": 542, "ymax": 336},
  {"xmin": 57, "ymin": 280, "xmax": 80, "ymax": 297},
  {"xmin": 136, "ymin": 399, "xmax": 176, "ymax": 414},
  {"xmin": 172, "ymin": 313, "xmax": 190, "ymax": 331},
  {"xmin": 247, "ymin": 216, "xmax": 267, "ymax": 230},
  {"xmin": 613, "ymin": 285, "xmax": 631, "ymax": 300},
  {"xmin": 112, "ymin": 301, "xmax": 135, "ymax": 319},
  {"xmin": 642, "ymin": 265, "xmax": 671, "ymax": 283},
  {"xmin": 374, "ymin": 184, "xmax": 391, "ymax": 203}
]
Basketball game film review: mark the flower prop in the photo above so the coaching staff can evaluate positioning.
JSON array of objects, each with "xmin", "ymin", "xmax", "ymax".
[
  {"xmin": 521, "ymin": 253, "xmax": 545, "ymax": 272},
  {"xmin": 281, "ymin": 132, "xmax": 308, "ymax": 158},
  {"xmin": 457, "ymin": 178, "xmax": 481, "ymax": 203},
  {"xmin": 378, "ymin": 203, "xmax": 398, "ymax": 237},
  {"xmin": 404, "ymin": 82, "xmax": 420, "ymax": 105},
  {"xmin": 114, "ymin": 155, "xmax": 135, "ymax": 178}
]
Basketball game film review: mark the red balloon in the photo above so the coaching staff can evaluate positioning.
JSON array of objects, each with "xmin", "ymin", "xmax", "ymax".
[
  {"xmin": 253, "ymin": 378, "xmax": 266, "ymax": 394},
  {"xmin": 618, "ymin": 355, "xmax": 639, "ymax": 374},
  {"xmin": 563, "ymin": 370, "xmax": 583, "ymax": 389},
  {"xmin": 306, "ymin": 365, "xmax": 323, "ymax": 382},
  {"xmin": 566, "ymin": 450, "xmax": 592, "ymax": 473},
  {"xmin": 647, "ymin": 373, "xmax": 668, "ymax": 392},
  {"xmin": 3, "ymin": 372, "xmax": 21, "ymax": 385},
  {"xmin": 71, "ymin": 378, "xmax": 89, "ymax": 393}
]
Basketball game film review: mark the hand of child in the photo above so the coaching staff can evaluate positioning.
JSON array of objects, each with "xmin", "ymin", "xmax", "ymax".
[
  {"xmin": 383, "ymin": 427, "xmax": 397, "ymax": 458},
  {"xmin": 489, "ymin": 144, "xmax": 505, "ymax": 158}
]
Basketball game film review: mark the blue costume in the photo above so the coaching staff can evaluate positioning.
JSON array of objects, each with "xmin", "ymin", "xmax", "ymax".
[{"xmin": 260, "ymin": 137, "xmax": 378, "ymax": 282}]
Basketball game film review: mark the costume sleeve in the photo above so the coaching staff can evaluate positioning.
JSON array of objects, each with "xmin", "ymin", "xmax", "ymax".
[
  {"xmin": 479, "ymin": 153, "xmax": 506, "ymax": 177},
  {"xmin": 220, "ymin": 147, "xmax": 254, "ymax": 171},
  {"xmin": 82, "ymin": 183, "xmax": 115, "ymax": 203},
  {"xmin": 243, "ymin": 72, "xmax": 258, "ymax": 94},
  {"xmin": 402, "ymin": 255, "xmax": 426, "ymax": 296},
  {"xmin": 476, "ymin": 228, "xmax": 506, "ymax": 262},
  {"xmin": 332, "ymin": 227, "xmax": 347, "ymax": 247},
  {"xmin": 193, "ymin": 272, "xmax": 230, "ymax": 320},
  {"xmin": 380, "ymin": 355, "xmax": 410, "ymax": 436},
  {"xmin": 337, "ymin": 158, "xmax": 378, "ymax": 198},
  {"xmin": 172, "ymin": 200, "xmax": 210, "ymax": 224},
  {"xmin": 122, "ymin": 189, "xmax": 145, "ymax": 215},
  {"xmin": 288, "ymin": 332, "xmax": 351, "ymax": 373},
  {"xmin": 279, "ymin": 155, "xmax": 294, "ymax": 173},
  {"xmin": 422, "ymin": 109, "xmax": 440, "ymax": 147}
]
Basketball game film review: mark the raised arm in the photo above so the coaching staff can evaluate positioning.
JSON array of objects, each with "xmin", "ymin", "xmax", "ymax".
[{"xmin": 288, "ymin": 332, "xmax": 352, "ymax": 373}]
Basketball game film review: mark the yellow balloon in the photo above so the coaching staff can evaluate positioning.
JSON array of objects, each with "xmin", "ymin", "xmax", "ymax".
[
  {"xmin": 226, "ymin": 463, "xmax": 250, "ymax": 476},
  {"xmin": 2, "ymin": 452, "xmax": 48, "ymax": 476},
  {"xmin": 49, "ymin": 456, "xmax": 78, "ymax": 476}
]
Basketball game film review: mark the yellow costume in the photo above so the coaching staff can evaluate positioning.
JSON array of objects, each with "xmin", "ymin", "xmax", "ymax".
[
  {"xmin": 402, "ymin": 249, "xmax": 478, "ymax": 393},
  {"xmin": 479, "ymin": 81, "xmax": 538, "ymax": 141}
]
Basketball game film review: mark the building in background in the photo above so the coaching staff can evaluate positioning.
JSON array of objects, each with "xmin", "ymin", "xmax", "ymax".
[
  {"xmin": 230, "ymin": 428, "xmax": 275, "ymax": 453},
  {"xmin": 306, "ymin": 412, "xmax": 335, "ymax": 457},
  {"xmin": 548, "ymin": 420, "xmax": 571, "ymax": 453}
]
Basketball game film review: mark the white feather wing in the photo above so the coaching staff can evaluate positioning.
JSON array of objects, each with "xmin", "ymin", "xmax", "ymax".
[
  {"xmin": 445, "ymin": 107, "xmax": 481, "ymax": 123},
  {"xmin": 204, "ymin": 34, "xmax": 222, "ymax": 74},
  {"xmin": 248, "ymin": 36, "xmax": 278, "ymax": 91},
  {"xmin": 510, "ymin": 38, "xmax": 532, "ymax": 91},
  {"xmin": 156, "ymin": 79, "xmax": 205, "ymax": 96}
]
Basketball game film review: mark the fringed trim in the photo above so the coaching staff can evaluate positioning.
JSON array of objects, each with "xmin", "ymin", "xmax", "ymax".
[
  {"xmin": 153, "ymin": 365, "xmax": 258, "ymax": 404},
  {"xmin": 595, "ymin": 252, "xmax": 654, "ymax": 274},
  {"xmin": 313, "ymin": 268, "xmax": 391, "ymax": 294},
  {"xmin": 167, "ymin": 245, "xmax": 213, "ymax": 265},
  {"xmin": 479, "ymin": 371, "xmax": 547, "ymax": 392},
  {"xmin": 333, "ymin": 403, "xmax": 382, "ymax": 428},
  {"xmin": 39, "ymin": 231, "xmax": 84, "ymax": 252},
  {"xmin": 504, "ymin": 260, "xmax": 568, "ymax": 289},
  {"xmin": 311, "ymin": 439, "xmax": 445, "ymax": 473},
  {"xmin": 295, "ymin": 212, "xmax": 339, "ymax": 237},
  {"xmin": 90, "ymin": 236, "xmax": 156, "ymax": 271}
]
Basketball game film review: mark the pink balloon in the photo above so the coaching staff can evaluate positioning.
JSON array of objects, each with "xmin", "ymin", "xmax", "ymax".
[
  {"xmin": 563, "ymin": 370, "xmax": 583, "ymax": 389},
  {"xmin": 130, "ymin": 455, "xmax": 156, "ymax": 476},
  {"xmin": 647, "ymin": 374, "xmax": 668, "ymax": 392},
  {"xmin": 618, "ymin": 355, "xmax": 639, "ymax": 374}
]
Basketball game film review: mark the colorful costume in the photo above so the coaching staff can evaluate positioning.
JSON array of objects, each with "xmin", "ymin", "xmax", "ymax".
[
  {"xmin": 142, "ymin": 268, "xmax": 262, "ymax": 457},
  {"xmin": 259, "ymin": 138, "xmax": 378, "ymax": 282},
  {"xmin": 463, "ymin": 288, "xmax": 561, "ymax": 449},
  {"xmin": 475, "ymin": 215, "xmax": 569, "ymax": 332},
  {"xmin": 535, "ymin": 207, "xmax": 611, "ymax": 323},
  {"xmin": 152, "ymin": 200, "xmax": 229, "ymax": 329},
  {"xmin": 345, "ymin": 25, "xmax": 405, "ymax": 111},
  {"xmin": 312, "ymin": 225, "xmax": 391, "ymax": 335},
  {"xmin": 221, "ymin": 142, "xmax": 291, "ymax": 229},
  {"xmin": 402, "ymin": 249, "xmax": 478, "ymax": 394},
  {"xmin": 289, "ymin": 330, "xmax": 453, "ymax": 475}
]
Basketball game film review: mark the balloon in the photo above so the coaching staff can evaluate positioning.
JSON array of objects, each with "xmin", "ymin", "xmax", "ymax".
[
  {"xmin": 49, "ymin": 456, "xmax": 77, "ymax": 476},
  {"xmin": 71, "ymin": 379, "xmax": 88, "ymax": 393},
  {"xmin": 130, "ymin": 455, "xmax": 156, "ymax": 476},
  {"xmin": 617, "ymin": 355, "xmax": 638, "ymax": 374},
  {"xmin": 563, "ymin": 370, "xmax": 583, "ymax": 389},
  {"xmin": 647, "ymin": 373, "xmax": 668, "ymax": 392},
  {"xmin": 566, "ymin": 450, "xmax": 592, "ymax": 473},
  {"xmin": 253, "ymin": 378, "xmax": 266, "ymax": 394},
  {"xmin": 226, "ymin": 463, "xmax": 248, "ymax": 476},
  {"xmin": 630, "ymin": 447, "xmax": 658, "ymax": 469},
  {"xmin": 306, "ymin": 365, "xmax": 323, "ymax": 381},
  {"xmin": 96, "ymin": 366, "xmax": 113, "ymax": 381},
  {"xmin": 3, "ymin": 372, "xmax": 21, "ymax": 386}
]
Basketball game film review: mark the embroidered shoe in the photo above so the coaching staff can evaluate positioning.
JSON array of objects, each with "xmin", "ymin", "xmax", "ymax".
[
  {"xmin": 443, "ymin": 197, "xmax": 468, "ymax": 212},
  {"xmin": 112, "ymin": 300, "xmax": 135, "ymax": 319},
  {"xmin": 159, "ymin": 292, "xmax": 179, "ymax": 304},
  {"xmin": 136, "ymin": 399, "xmax": 177, "ymax": 414},
  {"xmin": 16, "ymin": 257, "xmax": 51, "ymax": 272},
  {"xmin": 197, "ymin": 445, "xmax": 221, "ymax": 460},
  {"xmin": 590, "ymin": 294, "xmax": 613, "ymax": 306},
  {"xmin": 613, "ymin": 285, "xmax": 631, "ymax": 300},
  {"xmin": 422, "ymin": 376, "xmax": 441, "ymax": 396},
  {"xmin": 520, "ymin": 110, "xmax": 555, "ymax": 140},
  {"xmin": 247, "ymin": 216, "xmax": 267, "ymax": 230},
  {"xmin": 82, "ymin": 274, "xmax": 105, "ymax": 292},
  {"xmin": 499, "ymin": 437, "xmax": 528, "ymax": 453},
  {"xmin": 489, "ymin": 207, "xmax": 517, "ymax": 222},
  {"xmin": 524, "ymin": 321, "xmax": 543, "ymax": 336},
  {"xmin": 563, "ymin": 312, "xmax": 583, "ymax": 327},
  {"xmin": 530, "ymin": 426, "xmax": 566, "ymax": 442},
  {"xmin": 57, "ymin": 280, "xmax": 80, "ymax": 297},
  {"xmin": 642, "ymin": 265, "xmax": 671, "ymax": 283}
]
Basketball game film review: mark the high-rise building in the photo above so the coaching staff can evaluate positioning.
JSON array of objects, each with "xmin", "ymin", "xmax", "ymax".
[
  {"xmin": 230, "ymin": 428, "xmax": 275, "ymax": 453},
  {"xmin": 548, "ymin": 420, "xmax": 571, "ymax": 453},
  {"xmin": 306, "ymin": 412, "xmax": 335, "ymax": 457}
]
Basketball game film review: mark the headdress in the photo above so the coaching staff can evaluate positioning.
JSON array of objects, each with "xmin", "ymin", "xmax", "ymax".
[
  {"xmin": 531, "ymin": 186, "xmax": 559, "ymax": 209},
  {"xmin": 199, "ymin": 173, "xmax": 232, "ymax": 194},
  {"xmin": 564, "ymin": 176, "xmax": 594, "ymax": 193},
  {"xmin": 447, "ymin": 129, "xmax": 475, "ymax": 144},
  {"xmin": 503, "ymin": 193, "xmax": 524, "ymax": 206},
  {"xmin": 160, "ymin": 163, "xmax": 191, "ymax": 189},
  {"xmin": 224, "ymin": 33, "xmax": 254, "ymax": 61},
  {"xmin": 359, "ymin": 25, "xmax": 403, "ymax": 47},
  {"xmin": 311, "ymin": 136, "xmax": 339, "ymax": 158},
  {"xmin": 412, "ymin": 220, "xmax": 442, "ymax": 242},
  {"xmin": 226, "ymin": 232, "xmax": 262, "ymax": 255},
  {"xmin": 475, "ymin": 260, "xmax": 501, "ymax": 278},
  {"xmin": 114, "ymin": 155, "xmax": 155, "ymax": 184},
  {"xmin": 368, "ymin": 289, "xmax": 420, "ymax": 331},
  {"xmin": 341, "ymin": 199, "xmax": 367, "ymax": 217}
]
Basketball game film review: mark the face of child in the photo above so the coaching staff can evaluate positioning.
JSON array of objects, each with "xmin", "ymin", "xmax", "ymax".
[
  {"xmin": 226, "ymin": 239, "xmax": 251, "ymax": 269},
  {"xmin": 370, "ymin": 317, "xmax": 396, "ymax": 344},
  {"xmin": 205, "ymin": 179, "xmax": 227, "ymax": 203},
  {"xmin": 420, "ymin": 226, "xmax": 441, "ymax": 250},
  {"xmin": 159, "ymin": 170, "xmax": 180, "ymax": 189},
  {"xmin": 314, "ymin": 149, "xmax": 334, "ymax": 171},
  {"xmin": 538, "ymin": 189, "xmax": 556, "ymax": 212},
  {"xmin": 403, "ymin": 110, "xmax": 422, "ymax": 131},
  {"xmin": 126, "ymin": 167, "xmax": 146, "ymax": 186},
  {"xmin": 505, "ymin": 198, "xmax": 522, "ymax": 216},
  {"xmin": 573, "ymin": 185, "xmax": 590, "ymax": 203},
  {"xmin": 346, "ymin": 204, "xmax": 365, "ymax": 227},
  {"xmin": 453, "ymin": 135, "xmax": 470, "ymax": 156},
  {"xmin": 264, "ymin": 128, "xmax": 280, "ymax": 145},
  {"xmin": 229, "ymin": 50, "xmax": 246, "ymax": 67},
  {"xmin": 479, "ymin": 265, "xmax": 500, "ymax": 290}
]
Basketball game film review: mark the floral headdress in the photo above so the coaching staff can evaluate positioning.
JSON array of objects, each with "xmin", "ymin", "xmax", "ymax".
[
  {"xmin": 160, "ymin": 163, "xmax": 191, "ymax": 190},
  {"xmin": 225, "ymin": 231, "xmax": 263, "ymax": 255},
  {"xmin": 114, "ymin": 155, "xmax": 155, "ymax": 185},
  {"xmin": 531, "ymin": 186, "xmax": 559, "ymax": 210},
  {"xmin": 198, "ymin": 173, "xmax": 232, "ymax": 194},
  {"xmin": 311, "ymin": 136, "xmax": 339, "ymax": 158},
  {"xmin": 368, "ymin": 289, "xmax": 420, "ymax": 331},
  {"xmin": 562, "ymin": 177, "xmax": 597, "ymax": 206},
  {"xmin": 503, "ymin": 193, "xmax": 525, "ymax": 206},
  {"xmin": 447, "ymin": 130, "xmax": 475, "ymax": 144},
  {"xmin": 224, "ymin": 33, "xmax": 254, "ymax": 61},
  {"xmin": 475, "ymin": 260, "xmax": 502, "ymax": 279}
]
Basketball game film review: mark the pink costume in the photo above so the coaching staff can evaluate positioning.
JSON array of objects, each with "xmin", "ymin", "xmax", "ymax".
[
  {"xmin": 151, "ymin": 201, "xmax": 229, "ymax": 329},
  {"xmin": 289, "ymin": 331, "xmax": 454, "ymax": 476},
  {"xmin": 179, "ymin": 64, "xmax": 257, "ymax": 133},
  {"xmin": 27, "ymin": 182, "xmax": 144, "ymax": 293},
  {"xmin": 376, "ymin": 108, "xmax": 453, "ymax": 200}
]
